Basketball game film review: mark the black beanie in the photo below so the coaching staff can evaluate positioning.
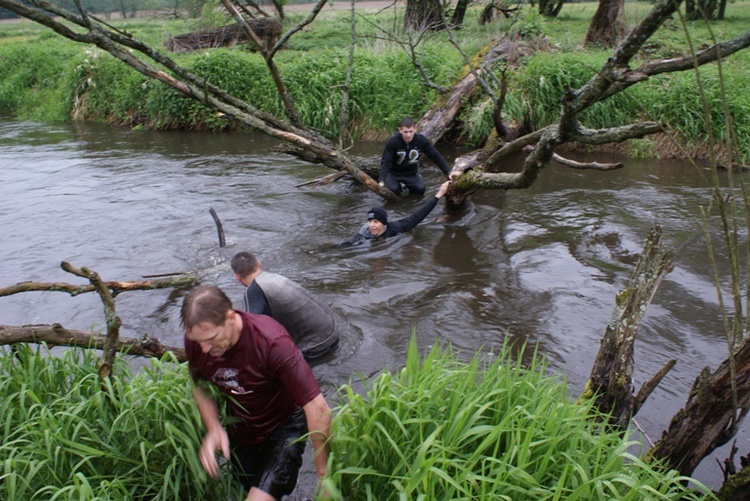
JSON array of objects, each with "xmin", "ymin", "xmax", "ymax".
[{"xmin": 367, "ymin": 207, "xmax": 388, "ymax": 225}]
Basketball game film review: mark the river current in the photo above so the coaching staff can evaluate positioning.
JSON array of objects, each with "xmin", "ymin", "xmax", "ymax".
[{"xmin": 0, "ymin": 118, "xmax": 743, "ymax": 492}]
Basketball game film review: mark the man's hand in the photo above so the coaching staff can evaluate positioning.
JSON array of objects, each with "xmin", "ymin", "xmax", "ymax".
[
  {"xmin": 448, "ymin": 170, "xmax": 461, "ymax": 181},
  {"xmin": 199, "ymin": 425, "xmax": 230, "ymax": 478},
  {"xmin": 436, "ymin": 180, "xmax": 451, "ymax": 198}
]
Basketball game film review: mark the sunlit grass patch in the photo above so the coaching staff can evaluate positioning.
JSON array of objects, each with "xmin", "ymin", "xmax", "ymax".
[{"xmin": 323, "ymin": 338, "xmax": 714, "ymax": 500}]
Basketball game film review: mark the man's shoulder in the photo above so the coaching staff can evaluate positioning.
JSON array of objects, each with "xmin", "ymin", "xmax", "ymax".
[{"xmin": 255, "ymin": 271, "xmax": 296, "ymax": 289}]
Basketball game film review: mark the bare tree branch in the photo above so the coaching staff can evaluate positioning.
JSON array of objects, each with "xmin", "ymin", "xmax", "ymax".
[
  {"xmin": 634, "ymin": 359, "xmax": 676, "ymax": 415},
  {"xmin": 552, "ymin": 153, "xmax": 623, "ymax": 170},
  {"xmin": 0, "ymin": 275, "xmax": 197, "ymax": 298},
  {"xmin": 0, "ymin": 324, "xmax": 187, "ymax": 362},
  {"xmin": 638, "ymin": 30, "xmax": 750, "ymax": 76},
  {"xmin": 269, "ymin": 0, "xmax": 330, "ymax": 59},
  {"xmin": 0, "ymin": 0, "xmax": 398, "ymax": 200},
  {"xmin": 60, "ymin": 262, "xmax": 123, "ymax": 380},
  {"xmin": 582, "ymin": 225, "xmax": 675, "ymax": 430},
  {"xmin": 221, "ymin": 0, "xmax": 302, "ymax": 127}
]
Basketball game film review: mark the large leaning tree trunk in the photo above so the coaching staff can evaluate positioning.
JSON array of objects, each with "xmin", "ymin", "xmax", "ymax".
[{"xmin": 584, "ymin": 0, "xmax": 627, "ymax": 48}]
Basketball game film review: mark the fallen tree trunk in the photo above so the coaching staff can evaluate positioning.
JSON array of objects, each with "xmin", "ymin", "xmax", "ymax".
[
  {"xmin": 0, "ymin": 324, "xmax": 187, "ymax": 362},
  {"xmin": 417, "ymin": 38, "xmax": 530, "ymax": 144}
]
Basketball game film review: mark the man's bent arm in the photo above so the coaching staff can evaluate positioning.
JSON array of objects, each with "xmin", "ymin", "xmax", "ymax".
[
  {"xmin": 193, "ymin": 386, "xmax": 230, "ymax": 478},
  {"xmin": 303, "ymin": 393, "xmax": 332, "ymax": 479}
]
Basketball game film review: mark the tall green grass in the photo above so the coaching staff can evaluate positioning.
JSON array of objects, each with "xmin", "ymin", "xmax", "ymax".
[
  {"xmin": 322, "ymin": 338, "xmax": 714, "ymax": 500},
  {"xmin": 0, "ymin": 344, "xmax": 244, "ymax": 500},
  {"xmin": 0, "ymin": 39, "xmax": 80, "ymax": 121}
]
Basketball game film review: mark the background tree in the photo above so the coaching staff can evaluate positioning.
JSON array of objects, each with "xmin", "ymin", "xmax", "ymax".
[
  {"xmin": 538, "ymin": 0, "xmax": 564, "ymax": 17},
  {"xmin": 584, "ymin": 0, "xmax": 627, "ymax": 47},
  {"xmin": 449, "ymin": 0, "xmax": 472, "ymax": 26},
  {"xmin": 404, "ymin": 0, "xmax": 446, "ymax": 30}
]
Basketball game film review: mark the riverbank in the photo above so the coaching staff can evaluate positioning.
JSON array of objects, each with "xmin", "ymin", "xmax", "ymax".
[{"xmin": 0, "ymin": 3, "xmax": 748, "ymax": 163}]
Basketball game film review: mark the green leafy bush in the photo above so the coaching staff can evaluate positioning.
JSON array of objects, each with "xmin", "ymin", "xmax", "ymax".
[{"xmin": 323, "ymin": 338, "xmax": 714, "ymax": 500}]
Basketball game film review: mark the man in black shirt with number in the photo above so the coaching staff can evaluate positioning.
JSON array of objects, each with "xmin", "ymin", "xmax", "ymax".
[{"xmin": 379, "ymin": 117, "xmax": 459, "ymax": 196}]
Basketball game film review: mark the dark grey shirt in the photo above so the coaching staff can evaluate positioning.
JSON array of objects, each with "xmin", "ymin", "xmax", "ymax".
[{"xmin": 243, "ymin": 272, "xmax": 338, "ymax": 356}]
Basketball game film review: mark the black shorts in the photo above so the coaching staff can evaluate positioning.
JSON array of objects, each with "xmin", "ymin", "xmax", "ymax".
[{"xmin": 229, "ymin": 407, "xmax": 308, "ymax": 498}]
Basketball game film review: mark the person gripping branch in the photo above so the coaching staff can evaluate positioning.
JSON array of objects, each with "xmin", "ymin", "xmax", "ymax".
[
  {"xmin": 343, "ymin": 180, "xmax": 451, "ymax": 246},
  {"xmin": 182, "ymin": 285, "xmax": 331, "ymax": 500},
  {"xmin": 379, "ymin": 117, "xmax": 460, "ymax": 196}
]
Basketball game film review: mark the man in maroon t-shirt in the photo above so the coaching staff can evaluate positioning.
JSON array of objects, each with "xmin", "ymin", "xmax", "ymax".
[{"xmin": 181, "ymin": 285, "xmax": 331, "ymax": 500}]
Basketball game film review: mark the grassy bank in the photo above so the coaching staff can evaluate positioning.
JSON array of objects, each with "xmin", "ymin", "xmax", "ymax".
[
  {"xmin": 322, "ymin": 338, "xmax": 713, "ymax": 499},
  {"xmin": 0, "ymin": 2, "xmax": 748, "ymax": 160},
  {"xmin": 0, "ymin": 341, "xmax": 715, "ymax": 500},
  {"xmin": 0, "ymin": 344, "xmax": 244, "ymax": 500}
]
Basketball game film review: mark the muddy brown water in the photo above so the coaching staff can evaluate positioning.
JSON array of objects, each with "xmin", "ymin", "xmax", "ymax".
[{"xmin": 0, "ymin": 119, "xmax": 743, "ymax": 495}]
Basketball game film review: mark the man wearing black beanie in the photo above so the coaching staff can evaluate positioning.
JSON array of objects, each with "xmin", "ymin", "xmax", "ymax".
[{"xmin": 343, "ymin": 180, "xmax": 451, "ymax": 245}]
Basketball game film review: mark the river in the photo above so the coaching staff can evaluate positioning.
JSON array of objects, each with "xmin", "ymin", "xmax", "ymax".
[{"xmin": 0, "ymin": 118, "xmax": 743, "ymax": 494}]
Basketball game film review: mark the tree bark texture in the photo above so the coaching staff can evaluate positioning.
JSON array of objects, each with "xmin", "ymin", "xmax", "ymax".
[
  {"xmin": 582, "ymin": 225, "xmax": 675, "ymax": 430},
  {"xmin": 648, "ymin": 347, "xmax": 750, "ymax": 476},
  {"xmin": 538, "ymin": 0, "xmax": 564, "ymax": 17},
  {"xmin": 584, "ymin": 0, "xmax": 627, "ymax": 48},
  {"xmin": 417, "ymin": 38, "xmax": 529, "ymax": 145},
  {"xmin": 404, "ymin": 0, "xmax": 446, "ymax": 31}
]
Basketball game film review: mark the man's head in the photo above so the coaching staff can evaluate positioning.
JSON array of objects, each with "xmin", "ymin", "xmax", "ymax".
[
  {"xmin": 367, "ymin": 206, "xmax": 388, "ymax": 237},
  {"xmin": 181, "ymin": 285, "xmax": 239, "ymax": 357},
  {"xmin": 398, "ymin": 117, "xmax": 416, "ymax": 143},
  {"xmin": 231, "ymin": 251, "xmax": 261, "ymax": 285}
]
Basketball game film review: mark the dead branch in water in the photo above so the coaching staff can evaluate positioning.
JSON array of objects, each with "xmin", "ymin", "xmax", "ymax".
[{"xmin": 0, "ymin": 323, "xmax": 186, "ymax": 362}]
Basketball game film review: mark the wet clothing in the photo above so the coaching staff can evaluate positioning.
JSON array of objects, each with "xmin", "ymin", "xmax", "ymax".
[
  {"xmin": 229, "ymin": 406, "xmax": 307, "ymax": 497},
  {"xmin": 186, "ymin": 311, "xmax": 320, "ymax": 446},
  {"xmin": 344, "ymin": 195, "xmax": 441, "ymax": 246},
  {"xmin": 379, "ymin": 132, "xmax": 450, "ymax": 195},
  {"xmin": 243, "ymin": 272, "xmax": 339, "ymax": 359}
]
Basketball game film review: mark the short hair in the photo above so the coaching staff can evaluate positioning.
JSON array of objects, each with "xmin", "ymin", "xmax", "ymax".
[
  {"xmin": 399, "ymin": 117, "xmax": 416, "ymax": 129},
  {"xmin": 181, "ymin": 285, "xmax": 233, "ymax": 331},
  {"xmin": 230, "ymin": 251, "xmax": 260, "ymax": 279}
]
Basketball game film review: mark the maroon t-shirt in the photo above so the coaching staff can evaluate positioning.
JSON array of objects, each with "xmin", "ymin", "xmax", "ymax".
[{"xmin": 185, "ymin": 310, "xmax": 321, "ymax": 445}]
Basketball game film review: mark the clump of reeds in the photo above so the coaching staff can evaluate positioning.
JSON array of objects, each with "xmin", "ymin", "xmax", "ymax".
[
  {"xmin": 0, "ymin": 344, "xmax": 243, "ymax": 500},
  {"xmin": 322, "ymin": 338, "xmax": 713, "ymax": 500}
]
